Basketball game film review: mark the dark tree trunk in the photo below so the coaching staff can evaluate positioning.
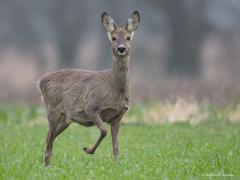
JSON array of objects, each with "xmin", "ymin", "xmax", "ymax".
[
  {"xmin": 57, "ymin": 28, "xmax": 79, "ymax": 69},
  {"xmin": 166, "ymin": 0, "xmax": 205, "ymax": 76},
  {"xmin": 48, "ymin": 0, "xmax": 86, "ymax": 69}
]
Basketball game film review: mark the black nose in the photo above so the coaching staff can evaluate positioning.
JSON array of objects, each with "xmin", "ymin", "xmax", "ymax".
[{"xmin": 117, "ymin": 46, "xmax": 126, "ymax": 53}]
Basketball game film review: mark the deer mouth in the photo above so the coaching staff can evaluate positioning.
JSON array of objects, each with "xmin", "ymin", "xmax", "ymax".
[{"xmin": 117, "ymin": 51, "xmax": 126, "ymax": 56}]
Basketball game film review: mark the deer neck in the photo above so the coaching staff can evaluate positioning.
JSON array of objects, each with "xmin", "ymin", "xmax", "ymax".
[{"xmin": 111, "ymin": 55, "xmax": 129, "ymax": 97}]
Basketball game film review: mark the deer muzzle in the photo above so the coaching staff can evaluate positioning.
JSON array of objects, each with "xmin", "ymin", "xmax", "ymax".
[{"xmin": 117, "ymin": 45, "xmax": 126, "ymax": 56}]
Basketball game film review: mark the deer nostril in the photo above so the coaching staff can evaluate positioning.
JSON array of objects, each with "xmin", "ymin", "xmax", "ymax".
[{"xmin": 117, "ymin": 47, "xmax": 126, "ymax": 53}]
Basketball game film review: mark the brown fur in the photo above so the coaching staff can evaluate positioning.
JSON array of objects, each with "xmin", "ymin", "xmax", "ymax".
[
  {"xmin": 37, "ymin": 11, "xmax": 140, "ymax": 165},
  {"xmin": 38, "ymin": 68, "xmax": 129, "ymax": 125}
]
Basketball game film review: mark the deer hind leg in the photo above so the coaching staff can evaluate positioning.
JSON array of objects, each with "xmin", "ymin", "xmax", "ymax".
[
  {"xmin": 83, "ymin": 114, "xmax": 107, "ymax": 154},
  {"xmin": 44, "ymin": 112, "xmax": 70, "ymax": 166}
]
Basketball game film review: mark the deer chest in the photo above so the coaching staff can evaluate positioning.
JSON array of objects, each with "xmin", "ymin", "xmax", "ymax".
[
  {"xmin": 100, "ymin": 97, "xmax": 129, "ymax": 123},
  {"xmin": 100, "ymin": 106, "xmax": 128, "ymax": 123}
]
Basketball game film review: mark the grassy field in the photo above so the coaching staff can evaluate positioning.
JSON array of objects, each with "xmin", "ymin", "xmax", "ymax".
[{"xmin": 0, "ymin": 104, "xmax": 240, "ymax": 179}]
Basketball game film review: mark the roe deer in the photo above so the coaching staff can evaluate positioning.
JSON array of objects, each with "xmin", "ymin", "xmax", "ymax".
[{"xmin": 37, "ymin": 11, "xmax": 140, "ymax": 166}]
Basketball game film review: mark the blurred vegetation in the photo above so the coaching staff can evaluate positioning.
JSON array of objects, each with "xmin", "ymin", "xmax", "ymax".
[
  {"xmin": 1, "ymin": 100, "xmax": 240, "ymax": 125},
  {"xmin": 0, "ymin": 104, "xmax": 45, "ymax": 125},
  {"xmin": 126, "ymin": 99, "xmax": 240, "ymax": 125}
]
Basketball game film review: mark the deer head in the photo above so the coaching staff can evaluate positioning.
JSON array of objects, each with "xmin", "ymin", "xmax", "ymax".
[{"xmin": 101, "ymin": 11, "xmax": 140, "ymax": 58}]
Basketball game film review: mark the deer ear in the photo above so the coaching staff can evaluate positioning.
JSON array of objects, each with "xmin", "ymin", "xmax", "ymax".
[
  {"xmin": 101, "ymin": 12, "xmax": 116, "ymax": 32},
  {"xmin": 126, "ymin": 11, "xmax": 140, "ymax": 32}
]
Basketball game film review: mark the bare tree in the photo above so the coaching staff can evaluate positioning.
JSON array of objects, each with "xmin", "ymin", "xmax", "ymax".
[{"xmin": 47, "ymin": 0, "xmax": 87, "ymax": 68}]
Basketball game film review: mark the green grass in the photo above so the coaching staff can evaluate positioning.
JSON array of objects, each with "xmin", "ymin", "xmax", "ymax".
[{"xmin": 0, "ymin": 104, "xmax": 240, "ymax": 179}]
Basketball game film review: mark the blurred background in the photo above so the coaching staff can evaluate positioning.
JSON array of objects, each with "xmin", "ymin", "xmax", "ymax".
[{"xmin": 0, "ymin": 0, "xmax": 240, "ymax": 106}]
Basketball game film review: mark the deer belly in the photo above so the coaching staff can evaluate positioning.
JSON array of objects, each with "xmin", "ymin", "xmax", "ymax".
[{"xmin": 71, "ymin": 111, "xmax": 94, "ymax": 127}]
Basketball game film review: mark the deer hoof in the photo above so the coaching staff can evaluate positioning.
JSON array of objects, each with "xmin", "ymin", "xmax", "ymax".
[
  {"xmin": 83, "ymin": 147, "xmax": 94, "ymax": 154},
  {"xmin": 44, "ymin": 159, "xmax": 50, "ymax": 166}
]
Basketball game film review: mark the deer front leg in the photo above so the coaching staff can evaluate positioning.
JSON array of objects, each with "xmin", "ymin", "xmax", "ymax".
[
  {"xmin": 83, "ymin": 114, "xmax": 107, "ymax": 154},
  {"xmin": 111, "ymin": 121, "xmax": 120, "ymax": 161}
]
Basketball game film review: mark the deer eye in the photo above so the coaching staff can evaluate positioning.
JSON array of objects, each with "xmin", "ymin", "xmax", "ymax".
[
  {"xmin": 112, "ymin": 37, "xmax": 116, "ymax": 41},
  {"xmin": 127, "ymin": 37, "xmax": 131, "ymax": 41}
]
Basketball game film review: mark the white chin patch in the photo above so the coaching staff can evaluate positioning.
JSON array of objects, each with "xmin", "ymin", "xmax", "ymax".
[{"xmin": 117, "ymin": 51, "xmax": 126, "ymax": 56}]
